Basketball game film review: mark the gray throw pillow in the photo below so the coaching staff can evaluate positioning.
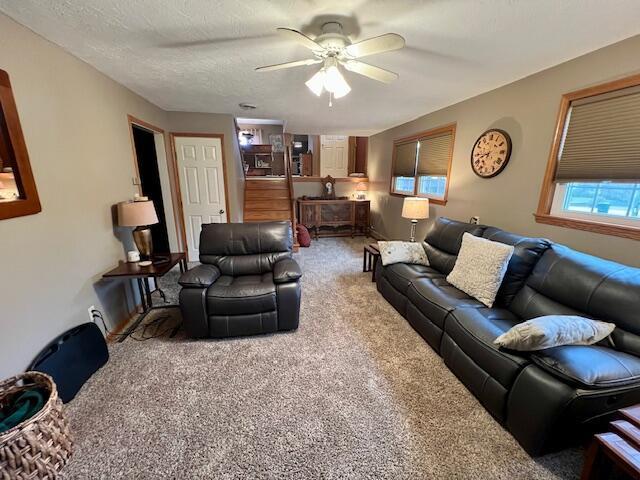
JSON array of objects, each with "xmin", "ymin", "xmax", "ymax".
[
  {"xmin": 378, "ymin": 241, "xmax": 429, "ymax": 267},
  {"xmin": 494, "ymin": 315, "xmax": 616, "ymax": 351}
]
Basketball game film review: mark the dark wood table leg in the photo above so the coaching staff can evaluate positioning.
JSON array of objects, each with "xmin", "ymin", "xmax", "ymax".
[
  {"xmin": 363, "ymin": 247, "xmax": 367, "ymax": 272},
  {"xmin": 372, "ymin": 255, "xmax": 379, "ymax": 282}
]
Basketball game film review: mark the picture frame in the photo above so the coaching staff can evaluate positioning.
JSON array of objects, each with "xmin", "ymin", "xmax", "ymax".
[{"xmin": 269, "ymin": 133, "xmax": 284, "ymax": 153}]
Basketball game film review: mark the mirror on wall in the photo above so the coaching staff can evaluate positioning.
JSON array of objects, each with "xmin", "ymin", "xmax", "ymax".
[{"xmin": 0, "ymin": 68, "xmax": 41, "ymax": 219}]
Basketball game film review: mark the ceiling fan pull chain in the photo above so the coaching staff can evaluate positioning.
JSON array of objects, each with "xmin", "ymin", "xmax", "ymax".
[{"xmin": 329, "ymin": 91, "xmax": 333, "ymax": 107}]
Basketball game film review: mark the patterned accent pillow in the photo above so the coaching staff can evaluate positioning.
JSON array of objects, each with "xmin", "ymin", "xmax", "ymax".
[
  {"xmin": 378, "ymin": 241, "xmax": 430, "ymax": 267},
  {"xmin": 494, "ymin": 315, "xmax": 615, "ymax": 351},
  {"xmin": 446, "ymin": 233, "xmax": 514, "ymax": 307}
]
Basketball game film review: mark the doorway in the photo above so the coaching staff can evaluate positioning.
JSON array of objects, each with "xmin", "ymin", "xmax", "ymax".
[
  {"xmin": 172, "ymin": 134, "xmax": 229, "ymax": 261},
  {"xmin": 132, "ymin": 125, "xmax": 170, "ymax": 253}
]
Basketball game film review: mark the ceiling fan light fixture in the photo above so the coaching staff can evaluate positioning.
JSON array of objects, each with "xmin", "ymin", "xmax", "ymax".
[
  {"xmin": 324, "ymin": 64, "xmax": 351, "ymax": 98},
  {"xmin": 305, "ymin": 69, "xmax": 325, "ymax": 96}
]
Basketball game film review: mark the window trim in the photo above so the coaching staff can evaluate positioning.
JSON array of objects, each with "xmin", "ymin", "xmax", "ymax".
[
  {"xmin": 389, "ymin": 123, "xmax": 455, "ymax": 205},
  {"xmin": 535, "ymin": 73, "xmax": 640, "ymax": 240}
]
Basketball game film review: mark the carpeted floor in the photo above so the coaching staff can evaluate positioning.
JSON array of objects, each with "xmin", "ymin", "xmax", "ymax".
[{"xmin": 64, "ymin": 238, "xmax": 583, "ymax": 479}]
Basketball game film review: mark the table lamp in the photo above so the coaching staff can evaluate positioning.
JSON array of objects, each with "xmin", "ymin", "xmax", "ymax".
[
  {"xmin": 118, "ymin": 199, "xmax": 159, "ymax": 265},
  {"xmin": 356, "ymin": 181, "xmax": 368, "ymax": 200},
  {"xmin": 402, "ymin": 197, "xmax": 430, "ymax": 242}
]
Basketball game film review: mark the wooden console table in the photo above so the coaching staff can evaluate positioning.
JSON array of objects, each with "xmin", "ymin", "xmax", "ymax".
[{"xmin": 298, "ymin": 199, "xmax": 370, "ymax": 239}]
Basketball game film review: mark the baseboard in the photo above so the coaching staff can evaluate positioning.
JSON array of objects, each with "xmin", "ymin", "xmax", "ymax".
[
  {"xmin": 369, "ymin": 228, "xmax": 388, "ymax": 240},
  {"xmin": 106, "ymin": 306, "xmax": 140, "ymax": 343}
]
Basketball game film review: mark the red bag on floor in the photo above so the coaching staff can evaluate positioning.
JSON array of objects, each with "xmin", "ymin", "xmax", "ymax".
[{"xmin": 297, "ymin": 224, "xmax": 311, "ymax": 247}]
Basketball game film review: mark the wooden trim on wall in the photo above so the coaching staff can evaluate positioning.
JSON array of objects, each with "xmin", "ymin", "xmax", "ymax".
[
  {"xmin": 126, "ymin": 114, "xmax": 187, "ymax": 252},
  {"xmin": 293, "ymin": 176, "xmax": 367, "ymax": 183},
  {"xmin": 389, "ymin": 122, "xmax": 456, "ymax": 206},
  {"xmin": 169, "ymin": 132, "xmax": 231, "ymax": 253},
  {"xmin": 535, "ymin": 73, "xmax": 640, "ymax": 241},
  {"xmin": 0, "ymin": 68, "xmax": 41, "ymax": 220}
]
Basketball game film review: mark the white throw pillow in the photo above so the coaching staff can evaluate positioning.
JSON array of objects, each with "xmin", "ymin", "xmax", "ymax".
[
  {"xmin": 446, "ymin": 233, "xmax": 514, "ymax": 307},
  {"xmin": 378, "ymin": 241, "xmax": 430, "ymax": 267},
  {"xmin": 494, "ymin": 315, "xmax": 616, "ymax": 351}
]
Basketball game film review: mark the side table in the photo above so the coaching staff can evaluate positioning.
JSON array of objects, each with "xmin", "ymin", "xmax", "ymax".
[
  {"xmin": 363, "ymin": 243, "xmax": 380, "ymax": 282},
  {"xmin": 102, "ymin": 253, "xmax": 188, "ymax": 342}
]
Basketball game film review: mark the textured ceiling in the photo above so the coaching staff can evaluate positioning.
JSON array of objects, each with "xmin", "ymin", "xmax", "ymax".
[{"xmin": 2, "ymin": 0, "xmax": 640, "ymax": 135}]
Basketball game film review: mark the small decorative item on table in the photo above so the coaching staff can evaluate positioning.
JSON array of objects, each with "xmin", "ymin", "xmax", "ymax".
[
  {"xmin": 356, "ymin": 181, "xmax": 368, "ymax": 200},
  {"xmin": 321, "ymin": 175, "xmax": 336, "ymax": 199}
]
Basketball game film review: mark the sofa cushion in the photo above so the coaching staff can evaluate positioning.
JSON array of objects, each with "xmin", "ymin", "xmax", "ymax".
[
  {"xmin": 383, "ymin": 263, "xmax": 443, "ymax": 295},
  {"xmin": 531, "ymin": 345, "xmax": 640, "ymax": 389},
  {"xmin": 445, "ymin": 307, "xmax": 530, "ymax": 388},
  {"xmin": 481, "ymin": 227, "xmax": 551, "ymax": 307},
  {"xmin": 408, "ymin": 277, "xmax": 483, "ymax": 329},
  {"xmin": 423, "ymin": 217, "xmax": 486, "ymax": 274},
  {"xmin": 206, "ymin": 273, "xmax": 276, "ymax": 315}
]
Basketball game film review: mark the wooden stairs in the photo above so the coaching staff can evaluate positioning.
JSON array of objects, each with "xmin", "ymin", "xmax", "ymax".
[
  {"xmin": 244, "ymin": 178, "xmax": 291, "ymax": 222},
  {"xmin": 243, "ymin": 176, "xmax": 299, "ymax": 251}
]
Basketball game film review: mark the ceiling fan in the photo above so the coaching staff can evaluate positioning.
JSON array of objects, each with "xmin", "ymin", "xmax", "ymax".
[{"xmin": 255, "ymin": 22, "xmax": 405, "ymax": 105}]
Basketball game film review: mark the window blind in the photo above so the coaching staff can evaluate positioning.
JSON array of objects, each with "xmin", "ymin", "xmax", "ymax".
[
  {"xmin": 417, "ymin": 132, "xmax": 452, "ymax": 176},
  {"xmin": 393, "ymin": 141, "xmax": 418, "ymax": 177},
  {"xmin": 556, "ymin": 86, "xmax": 640, "ymax": 182}
]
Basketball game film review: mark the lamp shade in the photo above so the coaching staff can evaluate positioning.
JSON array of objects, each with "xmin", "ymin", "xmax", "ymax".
[
  {"xmin": 118, "ymin": 200, "xmax": 159, "ymax": 227},
  {"xmin": 356, "ymin": 182, "xmax": 368, "ymax": 191},
  {"xmin": 402, "ymin": 197, "xmax": 430, "ymax": 220}
]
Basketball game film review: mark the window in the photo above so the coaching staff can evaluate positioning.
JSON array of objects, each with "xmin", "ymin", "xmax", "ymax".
[
  {"xmin": 536, "ymin": 74, "xmax": 640, "ymax": 239},
  {"xmin": 390, "ymin": 124, "xmax": 455, "ymax": 204}
]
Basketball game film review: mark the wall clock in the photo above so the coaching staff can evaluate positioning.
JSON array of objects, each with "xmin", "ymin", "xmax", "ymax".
[{"xmin": 471, "ymin": 129, "xmax": 512, "ymax": 178}]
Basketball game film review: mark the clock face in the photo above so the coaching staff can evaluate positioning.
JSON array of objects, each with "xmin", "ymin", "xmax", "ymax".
[{"xmin": 471, "ymin": 129, "xmax": 512, "ymax": 178}]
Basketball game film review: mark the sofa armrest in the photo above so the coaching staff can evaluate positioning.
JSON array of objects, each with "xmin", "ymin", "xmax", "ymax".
[
  {"xmin": 178, "ymin": 264, "xmax": 220, "ymax": 288},
  {"xmin": 273, "ymin": 258, "xmax": 302, "ymax": 284}
]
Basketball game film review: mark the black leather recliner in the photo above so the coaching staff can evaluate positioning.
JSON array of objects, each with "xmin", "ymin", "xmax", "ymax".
[
  {"xmin": 178, "ymin": 221, "xmax": 302, "ymax": 339},
  {"xmin": 376, "ymin": 217, "xmax": 640, "ymax": 455}
]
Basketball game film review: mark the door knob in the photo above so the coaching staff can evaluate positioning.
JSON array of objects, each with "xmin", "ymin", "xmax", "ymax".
[{"xmin": 219, "ymin": 209, "xmax": 225, "ymax": 214}]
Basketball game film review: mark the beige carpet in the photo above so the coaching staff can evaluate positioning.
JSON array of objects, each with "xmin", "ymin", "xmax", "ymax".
[{"xmin": 64, "ymin": 238, "xmax": 582, "ymax": 479}]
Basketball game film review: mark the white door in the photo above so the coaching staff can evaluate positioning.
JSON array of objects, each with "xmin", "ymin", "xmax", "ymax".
[
  {"xmin": 174, "ymin": 136, "xmax": 228, "ymax": 261},
  {"xmin": 320, "ymin": 135, "xmax": 349, "ymax": 177}
]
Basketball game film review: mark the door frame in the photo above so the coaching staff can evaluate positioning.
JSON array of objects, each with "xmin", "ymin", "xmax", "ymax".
[
  {"xmin": 169, "ymin": 132, "xmax": 231, "ymax": 255},
  {"xmin": 127, "ymin": 115, "xmax": 183, "ymax": 252}
]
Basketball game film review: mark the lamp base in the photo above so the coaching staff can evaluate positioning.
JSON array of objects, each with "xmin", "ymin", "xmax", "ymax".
[
  {"xmin": 410, "ymin": 219, "xmax": 418, "ymax": 242},
  {"xmin": 132, "ymin": 226, "xmax": 153, "ymax": 259}
]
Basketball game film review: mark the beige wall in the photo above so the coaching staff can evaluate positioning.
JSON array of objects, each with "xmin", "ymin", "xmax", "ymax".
[
  {"xmin": 167, "ymin": 112, "xmax": 244, "ymax": 223},
  {"xmin": 0, "ymin": 14, "xmax": 171, "ymax": 378},
  {"xmin": 368, "ymin": 35, "xmax": 640, "ymax": 267},
  {"xmin": 0, "ymin": 15, "xmax": 246, "ymax": 378}
]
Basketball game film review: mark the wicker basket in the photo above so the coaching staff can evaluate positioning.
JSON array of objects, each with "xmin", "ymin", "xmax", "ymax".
[{"xmin": 0, "ymin": 372, "xmax": 73, "ymax": 479}]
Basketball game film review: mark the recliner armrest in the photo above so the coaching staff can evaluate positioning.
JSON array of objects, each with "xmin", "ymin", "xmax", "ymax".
[
  {"xmin": 179, "ymin": 264, "xmax": 220, "ymax": 288},
  {"xmin": 273, "ymin": 258, "xmax": 302, "ymax": 284}
]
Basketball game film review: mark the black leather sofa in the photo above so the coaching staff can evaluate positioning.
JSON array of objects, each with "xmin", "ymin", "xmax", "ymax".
[
  {"xmin": 178, "ymin": 221, "xmax": 302, "ymax": 338},
  {"xmin": 376, "ymin": 217, "xmax": 640, "ymax": 455}
]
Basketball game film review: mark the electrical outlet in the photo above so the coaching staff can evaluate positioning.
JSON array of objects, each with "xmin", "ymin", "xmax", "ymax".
[
  {"xmin": 470, "ymin": 216, "xmax": 480, "ymax": 225},
  {"xmin": 88, "ymin": 305, "xmax": 96, "ymax": 322}
]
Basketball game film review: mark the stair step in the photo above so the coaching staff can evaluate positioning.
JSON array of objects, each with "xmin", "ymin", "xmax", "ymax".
[
  {"xmin": 246, "ymin": 179, "xmax": 288, "ymax": 190},
  {"xmin": 245, "ymin": 189, "xmax": 290, "ymax": 200},
  {"xmin": 245, "ymin": 199, "xmax": 291, "ymax": 211},
  {"xmin": 244, "ymin": 211, "xmax": 292, "ymax": 222}
]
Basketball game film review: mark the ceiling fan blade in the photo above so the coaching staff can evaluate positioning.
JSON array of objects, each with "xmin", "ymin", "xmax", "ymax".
[
  {"xmin": 276, "ymin": 27, "xmax": 324, "ymax": 52},
  {"xmin": 255, "ymin": 58, "xmax": 322, "ymax": 72},
  {"xmin": 341, "ymin": 60, "xmax": 398, "ymax": 83},
  {"xmin": 345, "ymin": 33, "xmax": 405, "ymax": 58}
]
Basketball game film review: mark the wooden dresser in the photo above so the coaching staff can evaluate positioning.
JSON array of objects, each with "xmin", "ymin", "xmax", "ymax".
[{"xmin": 298, "ymin": 199, "xmax": 370, "ymax": 239}]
